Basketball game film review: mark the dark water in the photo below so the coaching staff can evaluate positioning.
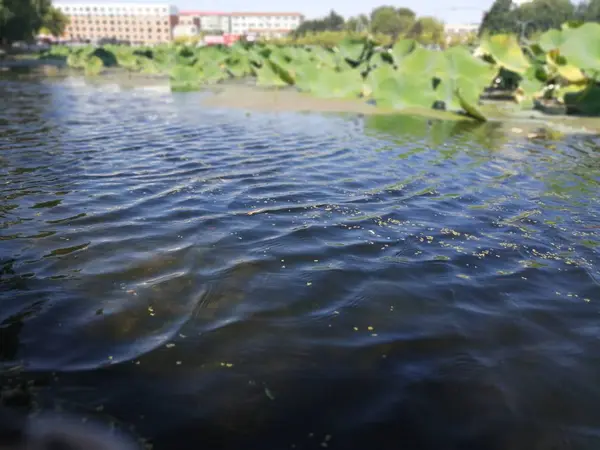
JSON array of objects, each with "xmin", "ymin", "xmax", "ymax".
[{"xmin": 2, "ymin": 71, "xmax": 600, "ymax": 450}]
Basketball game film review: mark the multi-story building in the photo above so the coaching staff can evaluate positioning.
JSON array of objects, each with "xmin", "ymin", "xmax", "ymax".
[
  {"xmin": 179, "ymin": 12, "xmax": 231, "ymax": 34},
  {"xmin": 444, "ymin": 23, "xmax": 479, "ymax": 44},
  {"xmin": 54, "ymin": 2, "xmax": 179, "ymax": 45},
  {"xmin": 180, "ymin": 11, "xmax": 304, "ymax": 38}
]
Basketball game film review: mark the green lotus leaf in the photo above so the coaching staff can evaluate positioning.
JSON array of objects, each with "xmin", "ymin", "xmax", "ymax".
[
  {"xmin": 456, "ymin": 88, "xmax": 487, "ymax": 122},
  {"xmin": 84, "ymin": 55, "xmax": 104, "ymax": 76},
  {"xmin": 305, "ymin": 46, "xmax": 339, "ymax": 69},
  {"xmin": 562, "ymin": 83, "xmax": 600, "ymax": 115},
  {"xmin": 337, "ymin": 37, "xmax": 368, "ymax": 65},
  {"xmin": 226, "ymin": 53, "xmax": 254, "ymax": 78},
  {"xmin": 480, "ymin": 34, "xmax": 530, "ymax": 74},
  {"xmin": 66, "ymin": 52, "xmax": 85, "ymax": 69},
  {"xmin": 296, "ymin": 66, "xmax": 362, "ymax": 99},
  {"xmin": 435, "ymin": 46, "xmax": 496, "ymax": 111},
  {"xmin": 546, "ymin": 51, "xmax": 586, "ymax": 83},
  {"xmin": 255, "ymin": 63, "xmax": 288, "ymax": 87},
  {"xmin": 390, "ymin": 39, "xmax": 417, "ymax": 66},
  {"xmin": 538, "ymin": 29, "xmax": 565, "ymax": 52},
  {"xmin": 558, "ymin": 22, "xmax": 600, "ymax": 74},
  {"xmin": 170, "ymin": 65, "xmax": 202, "ymax": 91},
  {"xmin": 397, "ymin": 46, "xmax": 445, "ymax": 76},
  {"xmin": 370, "ymin": 65, "xmax": 438, "ymax": 110},
  {"xmin": 200, "ymin": 62, "xmax": 228, "ymax": 84},
  {"xmin": 267, "ymin": 53, "xmax": 296, "ymax": 85}
]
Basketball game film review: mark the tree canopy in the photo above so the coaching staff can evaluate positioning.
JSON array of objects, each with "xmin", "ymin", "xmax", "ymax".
[
  {"xmin": 0, "ymin": 0, "xmax": 68, "ymax": 43},
  {"xmin": 370, "ymin": 6, "xmax": 417, "ymax": 36},
  {"xmin": 294, "ymin": 5, "xmax": 441, "ymax": 44},
  {"xmin": 294, "ymin": 10, "xmax": 345, "ymax": 35},
  {"xmin": 479, "ymin": 0, "xmax": 578, "ymax": 37}
]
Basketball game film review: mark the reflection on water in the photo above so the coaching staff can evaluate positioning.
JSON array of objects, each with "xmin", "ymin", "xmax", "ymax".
[{"xmin": 1, "ymin": 70, "xmax": 600, "ymax": 450}]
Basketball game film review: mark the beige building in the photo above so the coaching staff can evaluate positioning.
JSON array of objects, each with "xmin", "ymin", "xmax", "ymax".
[
  {"xmin": 444, "ymin": 23, "xmax": 479, "ymax": 44},
  {"xmin": 54, "ymin": 2, "xmax": 179, "ymax": 45},
  {"xmin": 180, "ymin": 11, "xmax": 304, "ymax": 37}
]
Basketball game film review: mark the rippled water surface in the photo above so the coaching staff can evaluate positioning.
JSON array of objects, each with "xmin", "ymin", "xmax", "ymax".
[{"xmin": 2, "ymin": 71, "xmax": 600, "ymax": 450}]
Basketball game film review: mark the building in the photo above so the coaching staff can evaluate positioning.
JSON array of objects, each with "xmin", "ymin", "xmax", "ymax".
[
  {"xmin": 179, "ymin": 11, "xmax": 231, "ymax": 34},
  {"xmin": 444, "ymin": 23, "xmax": 479, "ymax": 44},
  {"xmin": 230, "ymin": 12, "xmax": 304, "ymax": 37},
  {"xmin": 172, "ymin": 23, "xmax": 201, "ymax": 40},
  {"xmin": 54, "ymin": 2, "xmax": 179, "ymax": 45},
  {"xmin": 180, "ymin": 11, "xmax": 304, "ymax": 37}
]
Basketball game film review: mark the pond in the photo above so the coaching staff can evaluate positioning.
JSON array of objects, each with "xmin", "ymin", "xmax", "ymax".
[{"xmin": 1, "ymin": 70, "xmax": 600, "ymax": 450}]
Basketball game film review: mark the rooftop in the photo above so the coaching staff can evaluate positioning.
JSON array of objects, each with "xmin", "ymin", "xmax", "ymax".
[{"xmin": 180, "ymin": 11, "xmax": 303, "ymax": 17}]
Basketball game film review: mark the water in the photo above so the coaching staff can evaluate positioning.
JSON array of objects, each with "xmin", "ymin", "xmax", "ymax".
[{"xmin": 2, "ymin": 70, "xmax": 600, "ymax": 450}]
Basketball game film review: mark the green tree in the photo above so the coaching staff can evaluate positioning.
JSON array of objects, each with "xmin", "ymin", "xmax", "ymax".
[
  {"xmin": 574, "ymin": 0, "xmax": 599, "ymax": 20},
  {"xmin": 370, "ymin": 6, "xmax": 416, "ymax": 36},
  {"xmin": 478, "ymin": 0, "xmax": 516, "ymax": 35},
  {"xmin": 294, "ymin": 10, "xmax": 345, "ymax": 35},
  {"xmin": 515, "ymin": 0, "xmax": 575, "ymax": 34},
  {"xmin": 41, "ymin": 6, "xmax": 69, "ymax": 37},
  {"xmin": 407, "ymin": 16, "xmax": 445, "ymax": 45},
  {"xmin": 345, "ymin": 14, "xmax": 369, "ymax": 32},
  {"xmin": 0, "ymin": 0, "xmax": 52, "ymax": 44}
]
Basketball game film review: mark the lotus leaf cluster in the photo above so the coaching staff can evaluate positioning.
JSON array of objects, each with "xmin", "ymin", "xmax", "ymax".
[{"xmin": 39, "ymin": 23, "xmax": 600, "ymax": 120}]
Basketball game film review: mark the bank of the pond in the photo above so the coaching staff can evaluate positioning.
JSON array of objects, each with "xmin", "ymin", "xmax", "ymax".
[
  {"xmin": 3, "ymin": 59, "xmax": 599, "ymax": 137},
  {"xmin": 202, "ymin": 83, "xmax": 600, "ymax": 137}
]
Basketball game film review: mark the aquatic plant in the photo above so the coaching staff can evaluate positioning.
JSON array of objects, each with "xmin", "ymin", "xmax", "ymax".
[{"xmin": 38, "ymin": 22, "xmax": 600, "ymax": 121}]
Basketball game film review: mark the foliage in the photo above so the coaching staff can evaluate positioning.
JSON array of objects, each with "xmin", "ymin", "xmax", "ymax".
[
  {"xmin": 38, "ymin": 20, "xmax": 600, "ymax": 121},
  {"xmin": 271, "ymin": 31, "xmax": 392, "ymax": 48},
  {"xmin": 370, "ymin": 6, "xmax": 416, "ymax": 37},
  {"xmin": 0, "ymin": 0, "xmax": 52, "ymax": 43},
  {"xmin": 292, "ymin": 7, "xmax": 442, "ymax": 46},
  {"xmin": 479, "ymin": 0, "xmax": 577, "ymax": 38},
  {"xmin": 293, "ymin": 10, "xmax": 345, "ymax": 35},
  {"xmin": 406, "ymin": 17, "xmax": 444, "ymax": 45},
  {"xmin": 41, "ymin": 6, "xmax": 69, "ymax": 37}
]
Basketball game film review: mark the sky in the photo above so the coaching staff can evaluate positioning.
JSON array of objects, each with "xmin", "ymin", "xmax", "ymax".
[{"xmin": 172, "ymin": 0, "xmax": 496, "ymax": 24}]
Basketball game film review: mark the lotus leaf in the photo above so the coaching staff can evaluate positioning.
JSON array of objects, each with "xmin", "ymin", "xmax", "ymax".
[
  {"xmin": 337, "ymin": 37, "xmax": 369, "ymax": 65},
  {"xmin": 435, "ymin": 46, "xmax": 496, "ymax": 113},
  {"xmin": 255, "ymin": 63, "xmax": 288, "ymax": 87},
  {"xmin": 267, "ymin": 53, "xmax": 296, "ymax": 85},
  {"xmin": 371, "ymin": 66, "xmax": 438, "ymax": 110},
  {"xmin": 538, "ymin": 29, "xmax": 566, "ymax": 52},
  {"xmin": 390, "ymin": 39, "xmax": 417, "ymax": 66},
  {"xmin": 481, "ymin": 34, "xmax": 530, "ymax": 74},
  {"xmin": 558, "ymin": 22, "xmax": 600, "ymax": 75},
  {"xmin": 397, "ymin": 46, "xmax": 445, "ymax": 77},
  {"xmin": 546, "ymin": 51, "xmax": 586, "ymax": 83},
  {"xmin": 84, "ymin": 56, "xmax": 104, "ymax": 76},
  {"xmin": 563, "ymin": 84, "xmax": 600, "ymax": 115},
  {"xmin": 456, "ymin": 88, "xmax": 487, "ymax": 122},
  {"xmin": 297, "ymin": 66, "xmax": 363, "ymax": 99},
  {"xmin": 170, "ymin": 65, "xmax": 202, "ymax": 91},
  {"xmin": 91, "ymin": 48, "xmax": 118, "ymax": 67}
]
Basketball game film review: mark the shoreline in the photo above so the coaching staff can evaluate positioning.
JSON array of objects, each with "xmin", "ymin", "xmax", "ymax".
[{"xmin": 1, "ymin": 59, "xmax": 598, "ymax": 136}]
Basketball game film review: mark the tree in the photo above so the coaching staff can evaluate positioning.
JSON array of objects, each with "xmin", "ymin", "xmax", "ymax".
[
  {"xmin": 370, "ymin": 6, "xmax": 417, "ymax": 36},
  {"xmin": 576, "ymin": 0, "xmax": 600, "ymax": 20},
  {"xmin": 397, "ymin": 8, "xmax": 417, "ymax": 21},
  {"xmin": 515, "ymin": 0, "xmax": 575, "ymax": 34},
  {"xmin": 0, "ymin": 0, "xmax": 52, "ymax": 44},
  {"xmin": 294, "ymin": 9, "xmax": 345, "ymax": 35},
  {"xmin": 407, "ymin": 16, "xmax": 445, "ymax": 45},
  {"xmin": 478, "ymin": 0, "xmax": 516, "ymax": 35},
  {"xmin": 41, "ymin": 6, "xmax": 69, "ymax": 37},
  {"xmin": 345, "ymin": 14, "xmax": 369, "ymax": 32}
]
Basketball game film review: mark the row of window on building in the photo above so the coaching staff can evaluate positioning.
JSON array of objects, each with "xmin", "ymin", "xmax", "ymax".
[
  {"xmin": 59, "ymin": 5, "xmax": 171, "ymax": 15},
  {"xmin": 54, "ymin": 3, "xmax": 304, "ymax": 45}
]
